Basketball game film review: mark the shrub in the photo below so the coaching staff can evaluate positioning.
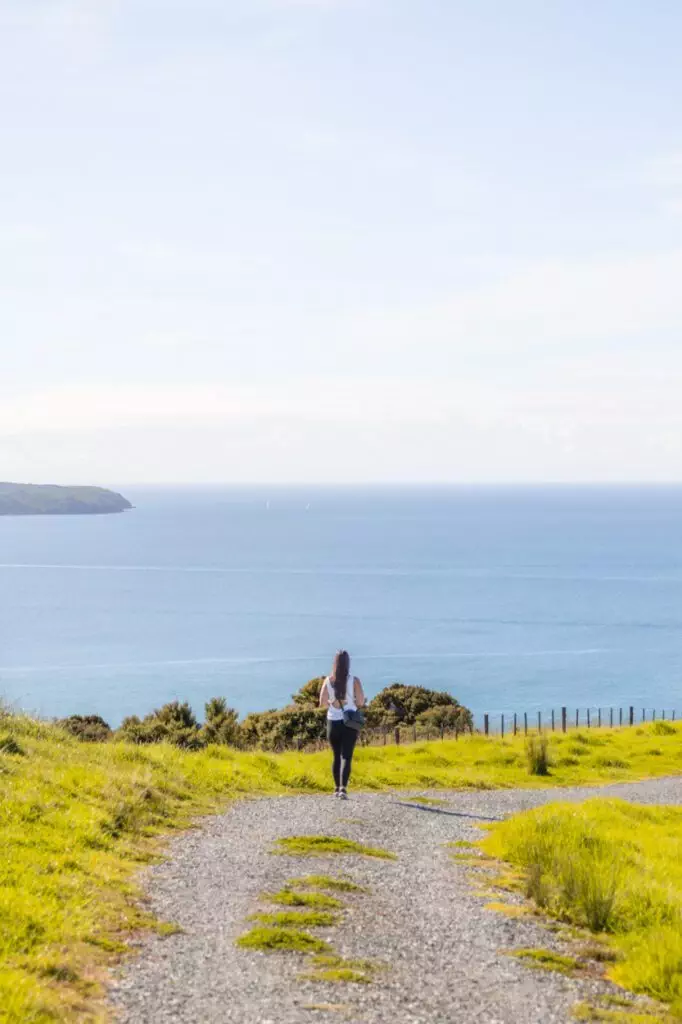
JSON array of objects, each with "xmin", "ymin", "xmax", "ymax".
[
  {"xmin": 526, "ymin": 734, "xmax": 550, "ymax": 776},
  {"xmin": 366, "ymin": 684, "xmax": 470, "ymax": 727},
  {"xmin": 291, "ymin": 677, "xmax": 325, "ymax": 709},
  {"xmin": 201, "ymin": 698, "xmax": 240, "ymax": 746},
  {"xmin": 651, "ymin": 720, "xmax": 676, "ymax": 736},
  {"xmin": 417, "ymin": 705, "xmax": 472, "ymax": 737},
  {"xmin": 240, "ymin": 707, "xmax": 326, "ymax": 750},
  {"xmin": 58, "ymin": 715, "xmax": 111, "ymax": 742},
  {"xmin": 118, "ymin": 701, "xmax": 203, "ymax": 749},
  {"xmin": 0, "ymin": 733, "xmax": 25, "ymax": 756}
]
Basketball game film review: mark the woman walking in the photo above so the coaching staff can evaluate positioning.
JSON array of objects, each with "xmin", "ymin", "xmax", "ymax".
[{"xmin": 319, "ymin": 650, "xmax": 366, "ymax": 799}]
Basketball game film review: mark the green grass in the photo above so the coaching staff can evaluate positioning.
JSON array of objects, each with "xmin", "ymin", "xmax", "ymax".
[
  {"xmin": 272, "ymin": 836, "xmax": 396, "ymax": 859},
  {"xmin": 285, "ymin": 875, "xmax": 366, "ymax": 893},
  {"xmin": 236, "ymin": 926, "xmax": 329, "ymax": 953},
  {"xmin": 482, "ymin": 799, "xmax": 682, "ymax": 1016},
  {"xmin": 248, "ymin": 911, "xmax": 339, "ymax": 928},
  {"xmin": 510, "ymin": 947, "xmax": 580, "ymax": 975},
  {"xmin": 2, "ymin": 710, "xmax": 682, "ymax": 1021},
  {"xmin": 301, "ymin": 953, "xmax": 383, "ymax": 985},
  {"xmin": 405, "ymin": 795, "xmax": 448, "ymax": 806},
  {"xmin": 266, "ymin": 890, "xmax": 342, "ymax": 909}
]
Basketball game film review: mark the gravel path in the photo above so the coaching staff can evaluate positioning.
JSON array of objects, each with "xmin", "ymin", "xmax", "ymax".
[{"xmin": 109, "ymin": 777, "xmax": 682, "ymax": 1024}]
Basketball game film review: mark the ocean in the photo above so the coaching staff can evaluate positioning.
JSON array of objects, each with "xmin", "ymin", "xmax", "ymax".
[{"xmin": 1, "ymin": 485, "xmax": 681, "ymax": 728}]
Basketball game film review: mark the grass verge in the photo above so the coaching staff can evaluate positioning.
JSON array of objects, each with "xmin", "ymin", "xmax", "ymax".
[
  {"xmin": 482, "ymin": 799, "xmax": 682, "ymax": 1017},
  {"xmin": 2, "ymin": 710, "xmax": 682, "ymax": 1020}
]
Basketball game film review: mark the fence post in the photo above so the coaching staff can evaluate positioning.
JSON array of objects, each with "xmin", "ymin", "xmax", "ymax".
[
  {"xmin": 501, "ymin": 714, "xmax": 505, "ymax": 739},
  {"xmin": 587, "ymin": 708, "xmax": 591, "ymax": 728},
  {"xmin": 674, "ymin": 710, "xmax": 677, "ymax": 722},
  {"xmin": 629, "ymin": 706, "xmax": 634, "ymax": 726},
  {"xmin": 551, "ymin": 709, "xmax": 555, "ymax": 732},
  {"xmin": 653, "ymin": 709, "xmax": 656, "ymax": 721},
  {"xmin": 575, "ymin": 709, "xmax": 579, "ymax": 728},
  {"xmin": 619, "ymin": 707, "xmax": 622, "ymax": 726},
  {"xmin": 610, "ymin": 708, "xmax": 613, "ymax": 728},
  {"xmin": 484, "ymin": 714, "xmax": 489, "ymax": 737},
  {"xmin": 598, "ymin": 708, "xmax": 602, "ymax": 728},
  {"xmin": 524, "ymin": 712, "xmax": 528, "ymax": 736},
  {"xmin": 561, "ymin": 706, "xmax": 567, "ymax": 733},
  {"xmin": 513, "ymin": 712, "xmax": 518, "ymax": 736},
  {"xmin": 642, "ymin": 708, "xmax": 646, "ymax": 722},
  {"xmin": 537, "ymin": 711, "xmax": 542, "ymax": 732},
  {"xmin": 413, "ymin": 724, "xmax": 417, "ymax": 743},
  {"xmin": 383, "ymin": 726, "xmax": 387, "ymax": 746},
  {"xmin": 394, "ymin": 727, "xmax": 400, "ymax": 746}
]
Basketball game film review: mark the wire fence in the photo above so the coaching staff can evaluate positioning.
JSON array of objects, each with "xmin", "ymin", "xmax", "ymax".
[{"xmin": 297, "ymin": 704, "xmax": 680, "ymax": 752}]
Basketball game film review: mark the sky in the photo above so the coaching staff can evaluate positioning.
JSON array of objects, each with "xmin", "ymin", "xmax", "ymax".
[{"xmin": 1, "ymin": 0, "xmax": 682, "ymax": 485}]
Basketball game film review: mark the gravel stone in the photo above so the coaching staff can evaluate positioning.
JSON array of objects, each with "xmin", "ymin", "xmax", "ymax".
[{"xmin": 109, "ymin": 777, "xmax": 682, "ymax": 1023}]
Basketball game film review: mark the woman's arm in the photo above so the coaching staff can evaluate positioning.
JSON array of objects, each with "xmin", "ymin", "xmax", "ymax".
[
  {"xmin": 353, "ymin": 677, "xmax": 366, "ymax": 708},
  {"xmin": 319, "ymin": 681, "xmax": 329, "ymax": 709}
]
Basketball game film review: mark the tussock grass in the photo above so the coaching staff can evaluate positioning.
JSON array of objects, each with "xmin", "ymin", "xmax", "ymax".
[
  {"xmin": 483, "ymin": 800, "xmax": 682, "ymax": 1015},
  {"xmin": 526, "ymin": 734, "xmax": 551, "ymax": 775},
  {"xmin": 2, "ymin": 710, "xmax": 682, "ymax": 1021},
  {"xmin": 272, "ymin": 836, "xmax": 396, "ymax": 859}
]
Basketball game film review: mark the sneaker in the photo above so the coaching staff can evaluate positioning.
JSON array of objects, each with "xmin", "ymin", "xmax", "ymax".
[
  {"xmin": 339, "ymin": 788, "xmax": 348, "ymax": 800},
  {"xmin": 333, "ymin": 789, "xmax": 340, "ymax": 798}
]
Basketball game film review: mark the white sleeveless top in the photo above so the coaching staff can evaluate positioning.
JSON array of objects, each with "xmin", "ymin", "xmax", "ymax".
[{"xmin": 324, "ymin": 676, "xmax": 357, "ymax": 721}]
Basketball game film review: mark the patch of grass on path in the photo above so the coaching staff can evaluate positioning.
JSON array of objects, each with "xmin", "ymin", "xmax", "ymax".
[
  {"xmin": 2, "ymin": 708, "xmax": 682, "ymax": 1021},
  {"xmin": 236, "ymin": 926, "xmax": 329, "ymax": 954},
  {"xmin": 273, "ymin": 835, "xmax": 396, "ymax": 859},
  {"xmin": 510, "ymin": 948, "xmax": 580, "ymax": 975},
  {"xmin": 286, "ymin": 875, "xmax": 366, "ymax": 893},
  {"xmin": 266, "ymin": 889, "xmax": 342, "ymax": 909},
  {"xmin": 248, "ymin": 910, "xmax": 339, "ymax": 929},
  {"xmin": 482, "ymin": 799, "xmax": 682, "ymax": 1017},
  {"xmin": 301, "ymin": 954, "xmax": 383, "ymax": 985}
]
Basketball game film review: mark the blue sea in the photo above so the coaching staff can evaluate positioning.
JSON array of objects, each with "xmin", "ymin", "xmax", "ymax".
[{"xmin": 1, "ymin": 486, "xmax": 681, "ymax": 728}]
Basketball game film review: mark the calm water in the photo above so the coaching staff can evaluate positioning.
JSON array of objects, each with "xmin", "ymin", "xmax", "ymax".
[{"xmin": 1, "ymin": 486, "xmax": 682, "ymax": 728}]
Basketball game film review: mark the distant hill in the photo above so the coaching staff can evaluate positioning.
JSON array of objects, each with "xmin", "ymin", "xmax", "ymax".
[{"xmin": 0, "ymin": 482, "xmax": 133, "ymax": 516}]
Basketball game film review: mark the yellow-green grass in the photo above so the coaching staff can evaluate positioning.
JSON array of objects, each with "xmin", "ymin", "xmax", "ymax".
[
  {"xmin": 272, "ymin": 836, "xmax": 396, "ymax": 859},
  {"xmin": 265, "ymin": 889, "xmax": 343, "ymax": 909},
  {"xmin": 285, "ymin": 875, "xmax": 366, "ymax": 893},
  {"xmin": 236, "ymin": 926, "xmax": 329, "ymax": 953},
  {"xmin": 510, "ymin": 947, "xmax": 580, "ymax": 975},
  {"xmin": 2, "ymin": 712, "xmax": 682, "ymax": 1022},
  {"xmin": 482, "ymin": 799, "xmax": 682, "ymax": 1016},
  {"xmin": 248, "ymin": 910, "xmax": 339, "ymax": 929}
]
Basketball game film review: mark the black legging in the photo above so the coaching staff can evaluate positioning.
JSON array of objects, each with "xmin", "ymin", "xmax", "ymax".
[{"xmin": 327, "ymin": 720, "xmax": 358, "ymax": 789}]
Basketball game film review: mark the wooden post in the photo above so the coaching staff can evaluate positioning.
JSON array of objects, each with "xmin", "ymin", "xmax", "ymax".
[
  {"xmin": 524, "ymin": 712, "xmax": 528, "ymax": 736},
  {"xmin": 642, "ymin": 708, "xmax": 646, "ymax": 722},
  {"xmin": 598, "ymin": 708, "xmax": 602, "ymax": 728},
  {"xmin": 513, "ymin": 712, "xmax": 518, "ymax": 736},
  {"xmin": 394, "ymin": 727, "xmax": 400, "ymax": 746},
  {"xmin": 501, "ymin": 714, "xmax": 505, "ymax": 739},
  {"xmin": 610, "ymin": 707, "xmax": 613, "ymax": 728},
  {"xmin": 561, "ymin": 706, "xmax": 567, "ymax": 733},
  {"xmin": 629, "ymin": 706, "xmax": 634, "ymax": 726},
  {"xmin": 537, "ymin": 711, "xmax": 542, "ymax": 733},
  {"xmin": 619, "ymin": 707, "xmax": 623, "ymax": 726},
  {"xmin": 413, "ymin": 724, "xmax": 417, "ymax": 743},
  {"xmin": 551, "ymin": 709, "xmax": 555, "ymax": 731},
  {"xmin": 587, "ymin": 708, "xmax": 591, "ymax": 728},
  {"xmin": 383, "ymin": 727, "xmax": 387, "ymax": 746},
  {"xmin": 484, "ymin": 714, "xmax": 489, "ymax": 737},
  {"xmin": 575, "ymin": 708, "xmax": 579, "ymax": 728},
  {"xmin": 653, "ymin": 709, "xmax": 656, "ymax": 721}
]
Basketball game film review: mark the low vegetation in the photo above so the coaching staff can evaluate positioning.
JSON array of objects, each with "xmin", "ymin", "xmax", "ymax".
[
  {"xmin": 248, "ymin": 911, "xmax": 339, "ymax": 929},
  {"xmin": 2, "ymin": 706, "xmax": 682, "ymax": 1022},
  {"xmin": 285, "ymin": 875, "xmax": 365, "ymax": 893},
  {"xmin": 272, "ymin": 836, "xmax": 396, "ymax": 859},
  {"xmin": 482, "ymin": 799, "xmax": 682, "ymax": 1016},
  {"xmin": 266, "ymin": 889, "xmax": 342, "ymax": 910},
  {"xmin": 510, "ymin": 948, "xmax": 580, "ymax": 975},
  {"xmin": 236, "ymin": 927, "xmax": 329, "ymax": 954}
]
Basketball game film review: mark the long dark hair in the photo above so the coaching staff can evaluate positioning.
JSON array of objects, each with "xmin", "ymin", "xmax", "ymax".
[{"xmin": 330, "ymin": 650, "xmax": 350, "ymax": 703}]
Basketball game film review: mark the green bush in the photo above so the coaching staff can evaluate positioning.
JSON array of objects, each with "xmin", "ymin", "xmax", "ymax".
[
  {"xmin": 201, "ymin": 698, "xmax": 240, "ymax": 746},
  {"xmin": 366, "ymin": 684, "xmax": 470, "ymax": 727},
  {"xmin": 417, "ymin": 705, "xmax": 472, "ymax": 737},
  {"xmin": 58, "ymin": 715, "xmax": 112, "ymax": 742}
]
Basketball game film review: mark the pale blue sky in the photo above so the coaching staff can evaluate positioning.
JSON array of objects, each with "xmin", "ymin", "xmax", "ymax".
[{"xmin": 2, "ymin": 0, "xmax": 682, "ymax": 483}]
